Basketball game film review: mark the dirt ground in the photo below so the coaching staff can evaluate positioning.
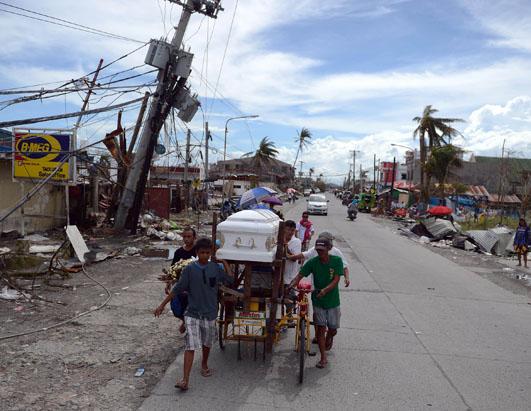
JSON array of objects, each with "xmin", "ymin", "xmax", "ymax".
[{"xmin": 0, "ymin": 252, "xmax": 184, "ymax": 411}]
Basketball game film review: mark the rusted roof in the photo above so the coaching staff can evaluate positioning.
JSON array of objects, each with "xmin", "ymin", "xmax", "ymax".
[
  {"xmin": 465, "ymin": 185, "xmax": 489, "ymax": 197},
  {"xmin": 488, "ymin": 194, "xmax": 521, "ymax": 204}
]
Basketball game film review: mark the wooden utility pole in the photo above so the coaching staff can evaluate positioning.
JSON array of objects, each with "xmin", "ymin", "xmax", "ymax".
[
  {"xmin": 115, "ymin": 0, "xmax": 219, "ymax": 231},
  {"xmin": 497, "ymin": 139, "xmax": 506, "ymax": 224},
  {"xmin": 127, "ymin": 91, "xmax": 150, "ymax": 158},
  {"xmin": 184, "ymin": 129, "xmax": 191, "ymax": 209},
  {"xmin": 204, "ymin": 121, "xmax": 209, "ymax": 180},
  {"xmin": 388, "ymin": 157, "xmax": 396, "ymax": 211},
  {"xmin": 73, "ymin": 58, "xmax": 104, "ymax": 221}
]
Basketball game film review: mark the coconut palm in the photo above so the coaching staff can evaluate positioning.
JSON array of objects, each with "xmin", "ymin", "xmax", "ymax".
[
  {"xmin": 292, "ymin": 127, "xmax": 312, "ymax": 169},
  {"xmin": 244, "ymin": 137, "xmax": 279, "ymax": 182},
  {"xmin": 413, "ymin": 106, "xmax": 464, "ymax": 201},
  {"xmin": 425, "ymin": 144, "xmax": 464, "ymax": 197}
]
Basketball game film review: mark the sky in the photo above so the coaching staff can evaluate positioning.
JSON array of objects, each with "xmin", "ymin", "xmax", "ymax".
[{"xmin": 1, "ymin": 0, "xmax": 531, "ymax": 182}]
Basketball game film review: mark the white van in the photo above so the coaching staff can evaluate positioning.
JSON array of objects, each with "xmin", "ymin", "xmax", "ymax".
[{"xmin": 307, "ymin": 194, "xmax": 328, "ymax": 215}]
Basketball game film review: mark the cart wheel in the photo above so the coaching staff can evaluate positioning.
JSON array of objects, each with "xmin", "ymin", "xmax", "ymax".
[
  {"xmin": 298, "ymin": 317, "xmax": 306, "ymax": 384},
  {"xmin": 218, "ymin": 303, "xmax": 225, "ymax": 351}
]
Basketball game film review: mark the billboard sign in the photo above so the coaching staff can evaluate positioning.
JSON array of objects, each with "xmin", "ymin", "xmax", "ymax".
[{"xmin": 13, "ymin": 128, "xmax": 75, "ymax": 182}]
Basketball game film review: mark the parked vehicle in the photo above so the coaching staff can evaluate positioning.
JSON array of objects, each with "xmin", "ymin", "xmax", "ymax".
[
  {"xmin": 303, "ymin": 189, "xmax": 312, "ymax": 197},
  {"xmin": 307, "ymin": 194, "xmax": 329, "ymax": 215}
]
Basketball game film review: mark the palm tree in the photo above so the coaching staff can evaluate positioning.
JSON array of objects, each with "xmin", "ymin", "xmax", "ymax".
[
  {"xmin": 292, "ymin": 128, "xmax": 312, "ymax": 169},
  {"xmin": 413, "ymin": 106, "xmax": 464, "ymax": 201},
  {"xmin": 309, "ymin": 167, "xmax": 315, "ymax": 180},
  {"xmin": 244, "ymin": 137, "xmax": 279, "ymax": 182},
  {"xmin": 425, "ymin": 144, "xmax": 464, "ymax": 197}
]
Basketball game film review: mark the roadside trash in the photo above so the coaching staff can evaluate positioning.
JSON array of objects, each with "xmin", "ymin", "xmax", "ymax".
[
  {"xmin": 0, "ymin": 247, "xmax": 10, "ymax": 255},
  {"xmin": 29, "ymin": 245, "xmax": 61, "ymax": 254},
  {"xmin": 134, "ymin": 368, "xmax": 145, "ymax": 377},
  {"xmin": 66, "ymin": 225, "xmax": 91, "ymax": 263},
  {"xmin": 419, "ymin": 236, "xmax": 430, "ymax": 244},
  {"xmin": 165, "ymin": 232, "xmax": 178, "ymax": 241},
  {"xmin": 464, "ymin": 241, "xmax": 476, "ymax": 251},
  {"xmin": 422, "ymin": 218, "xmax": 458, "ymax": 240},
  {"xmin": 1, "ymin": 286, "xmax": 26, "ymax": 301},
  {"xmin": 503, "ymin": 267, "xmax": 514, "ymax": 272},
  {"xmin": 124, "ymin": 247, "xmax": 140, "ymax": 256},
  {"xmin": 466, "ymin": 230, "xmax": 499, "ymax": 254}
]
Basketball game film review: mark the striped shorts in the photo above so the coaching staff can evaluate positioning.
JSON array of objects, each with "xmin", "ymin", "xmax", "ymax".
[{"xmin": 184, "ymin": 316, "xmax": 217, "ymax": 351}]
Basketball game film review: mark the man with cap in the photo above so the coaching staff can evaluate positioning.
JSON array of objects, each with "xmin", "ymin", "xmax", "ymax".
[
  {"xmin": 292, "ymin": 231, "xmax": 350, "ymax": 287},
  {"xmin": 289, "ymin": 238, "xmax": 343, "ymax": 369}
]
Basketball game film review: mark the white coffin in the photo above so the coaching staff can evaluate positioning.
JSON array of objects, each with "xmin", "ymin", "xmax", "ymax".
[{"xmin": 216, "ymin": 210, "xmax": 280, "ymax": 262}]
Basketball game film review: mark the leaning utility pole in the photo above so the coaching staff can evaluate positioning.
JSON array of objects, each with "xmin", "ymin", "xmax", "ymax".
[{"xmin": 114, "ymin": 0, "xmax": 222, "ymax": 231}]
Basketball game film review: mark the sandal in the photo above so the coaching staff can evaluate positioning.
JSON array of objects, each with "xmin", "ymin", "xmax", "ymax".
[
  {"xmin": 316, "ymin": 361, "xmax": 327, "ymax": 369},
  {"xmin": 174, "ymin": 381, "xmax": 189, "ymax": 391},
  {"xmin": 200, "ymin": 368, "xmax": 214, "ymax": 377}
]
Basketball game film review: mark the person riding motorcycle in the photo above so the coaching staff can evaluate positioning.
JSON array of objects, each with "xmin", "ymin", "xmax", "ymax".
[{"xmin": 347, "ymin": 198, "xmax": 358, "ymax": 220}]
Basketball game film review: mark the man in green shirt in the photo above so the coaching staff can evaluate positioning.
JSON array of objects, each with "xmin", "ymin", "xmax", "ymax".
[{"xmin": 289, "ymin": 238, "xmax": 343, "ymax": 369}]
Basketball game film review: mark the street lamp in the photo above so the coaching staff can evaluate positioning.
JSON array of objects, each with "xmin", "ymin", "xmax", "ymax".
[
  {"xmin": 222, "ymin": 115, "xmax": 259, "ymax": 200},
  {"xmin": 390, "ymin": 143, "xmax": 417, "ymax": 190}
]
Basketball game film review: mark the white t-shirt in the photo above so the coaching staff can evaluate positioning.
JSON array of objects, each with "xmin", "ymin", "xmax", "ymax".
[
  {"xmin": 284, "ymin": 236, "xmax": 302, "ymax": 285},
  {"xmin": 296, "ymin": 223, "xmax": 314, "ymax": 242},
  {"xmin": 302, "ymin": 246, "xmax": 349, "ymax": 268}
]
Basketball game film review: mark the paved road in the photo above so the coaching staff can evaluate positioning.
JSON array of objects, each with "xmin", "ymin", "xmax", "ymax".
[{"xmin": 140, "ymin": 194, "xmax": 531, "ymax": 411}]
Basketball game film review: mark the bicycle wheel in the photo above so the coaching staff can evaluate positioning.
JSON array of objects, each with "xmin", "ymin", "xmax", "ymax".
[
  {"xmin": 218, "ymin": 303, "xmax": 225, "ymax": 351},
  {"xmin": 298, "ymin": 317, "xmax": 306, "ymax": 384}
]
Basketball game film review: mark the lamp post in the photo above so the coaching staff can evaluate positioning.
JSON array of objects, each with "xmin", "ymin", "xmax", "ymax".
[
  {"xmin": 222, "ymin": 115, "xmax": 259, "ymax": 201},
  {"xmin": 391, "ymin": 143, "xmax": 417, "ymax": 190}
]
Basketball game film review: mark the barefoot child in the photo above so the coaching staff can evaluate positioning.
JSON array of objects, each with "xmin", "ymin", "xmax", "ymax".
[{"xmin": 154, "ymin": 238, "xmax": 233, "ymax": 391}]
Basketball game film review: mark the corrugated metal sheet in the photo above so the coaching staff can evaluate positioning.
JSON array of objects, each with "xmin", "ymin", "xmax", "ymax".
[
  {"xmin": 466, "ymin": 230, "xmax": 499, "ymax": 253},
  {"xmin": 487, "ymin": 194, "xmax": 521, "ymax": 204},
  {"xmin": 489, "ymin": 227, "xmax": 514, "ymax": 256},
  {"xmin": 422, "ymin": 218, "xmax": 458, "ymax": 239},
  {"xmin": 465, "ymin": 185, "xmax": 489, "ymax": 197}
]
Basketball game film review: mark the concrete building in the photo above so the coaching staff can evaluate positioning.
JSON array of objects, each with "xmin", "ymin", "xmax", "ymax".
[
  {"xmin": 210, "ymin": 157, "xmax": 294, "ymax": 187},
  {"xmin": 0, "ymin": 130, "xmax": 66, "ymax": 235}
]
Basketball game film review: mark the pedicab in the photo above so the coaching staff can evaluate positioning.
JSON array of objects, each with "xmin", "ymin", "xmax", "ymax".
[{"xmin": 213, "ymin": 209, "xmax": 313, "ymax": 383}]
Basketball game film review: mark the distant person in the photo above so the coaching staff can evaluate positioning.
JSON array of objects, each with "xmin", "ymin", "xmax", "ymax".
[
  {"xmin": 296, "ymin": 212, "xmax": 314, "ymax": 251},
  {"xmin": 154, "ymin": 238, "xmax": 233, "ymax": 391},
  {"xmin": 514, "ymin": 218, "xmax": 529, "ymax": 268}
]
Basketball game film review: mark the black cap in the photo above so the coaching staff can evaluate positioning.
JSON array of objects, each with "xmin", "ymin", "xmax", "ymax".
[{"xmin": 315, "ymin": 238, "xmax": 331, "ymax": 250}]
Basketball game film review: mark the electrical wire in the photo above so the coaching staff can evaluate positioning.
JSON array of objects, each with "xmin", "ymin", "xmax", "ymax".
[
  {"xmin": 0, "ymin": 264, "xmax": 112, "ymax": 341},
  {"xmin": 207, "ymin": 0, "xmax": 238, "ymax": 116},
  {"xmin": 0, "ymin": 2, "xmax": 144, "ymax": 43}
]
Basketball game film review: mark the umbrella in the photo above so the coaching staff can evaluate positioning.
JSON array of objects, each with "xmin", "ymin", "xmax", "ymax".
[
  {"xmin": 261, "ymin": 196, "xmax": 283, "ymax": 206},
  {"xmin": 238, "ymin": 186, "xmax": 277, "ymax": 209},
  {"xmin": 249, "ymin": 204, "xmax": 270, "ymax": 210},
  {"xmin": 428, "ymin": 206, "xmax": 453, "ymax": 216}
]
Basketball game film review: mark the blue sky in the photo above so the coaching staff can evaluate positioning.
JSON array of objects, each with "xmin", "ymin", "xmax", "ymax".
[{"xmin": 1, "ymin": 0, "xmax": 531, "ymax": 181}]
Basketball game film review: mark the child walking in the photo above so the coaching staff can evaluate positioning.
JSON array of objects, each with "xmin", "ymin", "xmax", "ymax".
[{"xmin": 154, "ymin": 238, "xmax": 233, "ymax": 391}]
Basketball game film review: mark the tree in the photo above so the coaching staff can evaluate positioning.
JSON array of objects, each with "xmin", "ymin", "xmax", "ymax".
[
  {"xmin": 244, "ymin": 137, "xmax": 279, "ymax": 182},
  {"xmin": 309, "ymin": 167, "xmax": 315, "ymax": 179},
  {"xmin": 413, "ymin": 105, "xmax": 464, "ymax": 201},
  {"xmin": 292, "ymin": 127, "xmax": 312, "ymax": 169},
  {"xmin": 424, "ymin": 144, "xmax": 464, "ymax": 197}
]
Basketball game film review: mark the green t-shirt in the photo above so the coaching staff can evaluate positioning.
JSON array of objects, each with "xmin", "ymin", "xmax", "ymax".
[{"xmin": 300, "ymin": 255, "xmax": 343, "ymax": 309}]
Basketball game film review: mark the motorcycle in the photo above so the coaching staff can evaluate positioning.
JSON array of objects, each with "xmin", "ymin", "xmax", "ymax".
[
  {"xmin": 347, "ymin": 208, "xmax": 357, "ymax": 220},
  {"xmin": 220, "ymin": 199, "xmax": 238, "ymax": 221}
]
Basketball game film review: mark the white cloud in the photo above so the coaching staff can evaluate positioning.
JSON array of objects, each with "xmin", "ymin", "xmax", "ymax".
[
  {"xmin": 460, "ymin": 0, "xmax": 531, "ymax": 52},
  {"xmin": 457, "ymin": 96, "xmax": 531, "ymax": 156}
]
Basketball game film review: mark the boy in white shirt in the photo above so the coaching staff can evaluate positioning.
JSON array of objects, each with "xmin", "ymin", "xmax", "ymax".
[{"xmin": 283, "ymin": 220, "xmax": 301, "ymax": 321}]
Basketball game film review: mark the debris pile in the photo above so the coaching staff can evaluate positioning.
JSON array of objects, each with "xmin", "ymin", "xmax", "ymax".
[{"xmin": 406, "ymin": 217, "xmax": 517, "ymax": 257}]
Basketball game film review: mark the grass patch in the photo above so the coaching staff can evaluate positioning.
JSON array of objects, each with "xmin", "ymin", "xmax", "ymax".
[{"xmin": 459, "ymin": 216, "xmax": 520, "ymax": 231}]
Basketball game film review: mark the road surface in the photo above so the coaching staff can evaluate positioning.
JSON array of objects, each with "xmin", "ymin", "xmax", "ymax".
[{"xmin": 140, "ymin": 194, "xmax": 531, "ymax": 411}]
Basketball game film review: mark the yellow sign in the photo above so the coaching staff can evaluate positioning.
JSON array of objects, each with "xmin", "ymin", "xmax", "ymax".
[{"xmin": 13, "ymin": 130, "xmax": 73, "ymax": 182}]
